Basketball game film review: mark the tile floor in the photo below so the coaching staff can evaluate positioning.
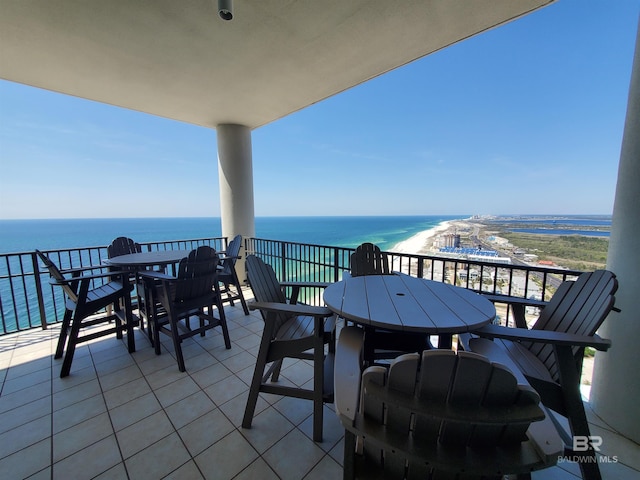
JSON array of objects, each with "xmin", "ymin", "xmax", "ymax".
[{"xmin": 0, "ymin": 288, "xmax": 638, "ymax": 479}]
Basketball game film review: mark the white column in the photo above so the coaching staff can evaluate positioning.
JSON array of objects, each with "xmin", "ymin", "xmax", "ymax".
[
  {"xmin": 590, "ymin": 19, "xmax": 640, "ymax": 443},
  {"xmin": 217, "ymin": 124, "xmax": 255, "ymax": 282}
]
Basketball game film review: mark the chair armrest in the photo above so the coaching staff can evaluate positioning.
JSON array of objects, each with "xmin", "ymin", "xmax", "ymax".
[
  {"xmin": 249, "ymin": 301, "xmax": 333, "ymax": 317},
  {"xmin": 137, "ymin": 270, "xmax": 176, "ymax": 282},
  {"xmin": 59, "ymin": 264, "xmax": 110, "ymax": 275},
  {"xmin": 481, "ymin": 293, "xmax": 548, "ymax": 309},
  {"xmin": 472, "ymin": 324, "xmax": 612, "ymax": 351},
  {"xmin": 335, "ymin": 326, "xmax": 365, "ymax": 423},
  {"xmin": 218, "ymin": 254, "xmax": 240, "ymax": 261},
  {"xmin": 49, "ymin": 269, "xmax": 130, "ymax": 285},
  {"xmin": 280, "ymin": 281, "xmax": 331, "ymax": 288},
  {"xmin": 216, "ymin": 254, "xmax": 240, "ymax": 270}
]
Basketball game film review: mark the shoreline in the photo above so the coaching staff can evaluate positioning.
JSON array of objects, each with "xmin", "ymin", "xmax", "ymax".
[
  {"xmin": 389, "ymin": 218, "xmax": 469, "ymax": 255},
  {"xmin": 388, "ymin": 216, "xmax": 609, "ymax": 271}
]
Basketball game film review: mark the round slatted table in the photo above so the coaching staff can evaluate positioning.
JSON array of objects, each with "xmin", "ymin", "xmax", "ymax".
[
  {"xmin": 103, "ymin": 250, "xmax": 189, "ymax": 270},
  {"xmin": 323, "ymin": 273, "xmax": 496, "ymax": 349}
]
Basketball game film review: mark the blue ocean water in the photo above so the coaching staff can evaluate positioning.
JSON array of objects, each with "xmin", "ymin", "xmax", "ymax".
[
  {"xmin": 0, "ymin": 216, "xmax": 465, "ymax": 254},
  {"xmin": 498, "ymin": 216, "xmax": 611, "ymax": 227},
  {"xmin": 0, "ymin": 216, "xmax": 465, "ymax": 332},
  {"xmin": 509, "ymin": 228, "xmax": 610, "ymax": 237},
  {"xmin": 482, "ymin": 215, "xmax": 611, "ymax": 238}
]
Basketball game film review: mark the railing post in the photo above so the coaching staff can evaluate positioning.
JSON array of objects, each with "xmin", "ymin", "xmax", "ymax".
[
  {"xmin": 32, "ymin": 251, "xmax": 48, "ymax": 329},
  {"xmin": 280, "ymin": 241, "xmax": 287, "ymax": 281}
]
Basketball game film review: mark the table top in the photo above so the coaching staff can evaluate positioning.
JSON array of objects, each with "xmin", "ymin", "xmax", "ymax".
[
  {"xmin": 323, "ymin": 273, "xmax": 495, "ymax": 334},
  {"xmin": 103, "ymin": 250, "xmax": 189, "ymax": 267}
]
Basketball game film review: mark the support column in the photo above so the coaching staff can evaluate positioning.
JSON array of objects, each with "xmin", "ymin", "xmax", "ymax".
[
  {"xmin": 217, "ymin": 124, "xmax": 255, "ymax": 282},
  {"xmin": 591, "ymin": 19, "xmax": 640, "ymax": 443}
]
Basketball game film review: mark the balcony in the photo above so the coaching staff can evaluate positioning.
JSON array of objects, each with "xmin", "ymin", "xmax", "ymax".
[
  {"xmin": 0, "ymin": 288, "xmax": 638, "ymax": 479},
  {"xmin": 0, "ymin": 238, "xmax": 638, "ymax": 478}
]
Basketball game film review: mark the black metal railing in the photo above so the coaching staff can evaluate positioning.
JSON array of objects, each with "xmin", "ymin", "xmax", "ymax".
[
  {"xmin": 244, "ymin": 237, "xmax": 583, "ymax": 315},
  {"xmin": 0, "ymin": 237, "xmax": 227, "ymax": 334},
  {"xmin": 1, "ymin": 236, "xmax": 582, "ymax": 335}
]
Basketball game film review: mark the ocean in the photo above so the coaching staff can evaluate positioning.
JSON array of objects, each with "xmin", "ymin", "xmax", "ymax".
[
  {"xmin": 0, "ymin": 216, "xmax": 466, "ymax": 254},
  {"xmin": 481, "ymin": 215, "xmax": 612, "ymax": 238},
  {"xmin": 0, "ymin": 214, "xmax": 611, "ymax": 333},
  {"xmin": 508, "ymin": 228, "xmax": 610, "ymax": 237}
]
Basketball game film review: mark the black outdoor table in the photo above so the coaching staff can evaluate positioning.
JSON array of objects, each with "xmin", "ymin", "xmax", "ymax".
[{"xmin": 103, "ymin": 250, "xmax": 189, "ymax": 272}]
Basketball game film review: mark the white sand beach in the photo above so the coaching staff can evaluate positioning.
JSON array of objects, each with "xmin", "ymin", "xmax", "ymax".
[{"xmin": 389, "ymin": 219, "xmax": 459, "ymax": 255}]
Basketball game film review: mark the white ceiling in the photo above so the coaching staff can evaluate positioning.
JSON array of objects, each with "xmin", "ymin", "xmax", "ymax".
[{"xmin": 0, "ymin": 0, "xmax": 554, "ymax": 129}]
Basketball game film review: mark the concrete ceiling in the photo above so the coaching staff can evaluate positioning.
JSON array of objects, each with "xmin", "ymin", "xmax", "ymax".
[{"xmin": 0, "ymin": 0, "xmax": 554, "ymax": 130}]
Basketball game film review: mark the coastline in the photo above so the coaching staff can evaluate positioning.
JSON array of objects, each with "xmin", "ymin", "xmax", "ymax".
[
  {"xmin": 389, "ymin": 218, "xmax": 468, "ymax": 255},
  {"xmin": 388, "ymin": 215, "xmax": 610, "ymax": 272}
]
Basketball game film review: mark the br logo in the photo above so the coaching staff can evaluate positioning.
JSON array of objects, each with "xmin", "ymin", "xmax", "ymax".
[{"xmin": 573, "ymin": 436, "xmax": 603, "ymax": 452}]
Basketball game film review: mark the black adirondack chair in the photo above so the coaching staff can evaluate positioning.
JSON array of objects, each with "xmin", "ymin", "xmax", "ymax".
[
  {"xmin": 138, "ymin": 246, "xmax": 231, "ymax": 372},
  {"xmin": 335, "ymin": 326, "xmax": 563, "ymax": 479},
  {"xmin": 36, "ymin": 249, "xmax": 136, "ymax": 378},
  {"xmin": 107, "ymin": 236, "xmax": 148, "ymax": 330},
  {"xmin": 468, "ymin": 269, "xmax": 619, "ymax": 480},
  {"xmin": 218, "ymin": 234, "xmax": 249, "ymax": 315},
  {"xmin": 107, "ymin": 236, "xmax": 141, "ymax": 260},
  {"xmin": 349, "ymin": 242, "xmax": 432, "ymax": 358},
  {"xmin": 350, "ymin": 242, "xmax": 390, "ymax": 276},
  {"xmin": 242, "ymin": 255, "xmax": 336, "ymax": 442}
]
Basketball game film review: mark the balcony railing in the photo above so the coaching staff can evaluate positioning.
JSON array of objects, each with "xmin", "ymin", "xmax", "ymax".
[
  {"xmin": 0, "ymin": 236, "xmax": 582, "ymax": 335},
  {"xmin": 245, "ymin": 238, "xmax": 582, "ymax": 310},
  {"xmin": 0, "ymin": 237, "xmax": 228, "ymax": 334}
]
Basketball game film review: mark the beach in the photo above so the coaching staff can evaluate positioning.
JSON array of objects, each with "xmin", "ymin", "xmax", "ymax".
[{"xmin": 389, "ymin": 218, "xmax": 474, "ymax": 255}]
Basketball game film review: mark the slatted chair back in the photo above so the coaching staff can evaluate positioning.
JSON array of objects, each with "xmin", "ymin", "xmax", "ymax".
[
  {"xmin": 350, "ymin": 242, "xmax": 390, "ymax": 277},
  {"xmin": 173, "ymin": 246, "xmax": 220, "ymax": 303},
  {"xmin": 337, "ymin": 327, "xmax": 560, "ymax": 479},
  {"xmin": 529, "ymin": 270, "xmax": 617, "ymax": 382},
  {"xmin": 216, "ymin": 235, "xmax": 249, "ymax": 315},
  {"xmin": 221, "ymin": 234, "xmax": 242, "ymax": 276},
  {"xmin": 108, "ymin": 236, "xmax": 143, "ymax": 278},
  {"xmin": 246, "ymin": 255, "xmax": 290, "ymax": 336},
  {"xmin": 107, "ymin": 236, "xmax": 142, "ymax": 258},
  {"xmin": 36, "ymin": 250, "xmax": 79, "ymax": 303}
]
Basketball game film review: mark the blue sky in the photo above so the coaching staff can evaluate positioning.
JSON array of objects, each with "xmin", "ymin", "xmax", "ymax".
[{"xmin": 1, "ymin": 0, "xmax": 638, "ymax": 219}]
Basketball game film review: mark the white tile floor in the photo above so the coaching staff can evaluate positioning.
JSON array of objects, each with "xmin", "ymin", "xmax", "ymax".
[{"xmin": 0, "ymin": 288, "xmax": 638, "ymax": 479}]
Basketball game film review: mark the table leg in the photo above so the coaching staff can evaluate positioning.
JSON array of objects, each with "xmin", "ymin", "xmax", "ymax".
[{"xmin": 438, "ymin": 334, "xmax": 453, "ymax": 350}]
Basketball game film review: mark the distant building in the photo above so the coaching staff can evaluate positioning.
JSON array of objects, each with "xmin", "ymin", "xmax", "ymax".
[
  {"xmin": 468, "ymin": 254, "xmax": 511, "ymax": 264},
  {"xmin": 438, "ymin": 247, "xmax": 511, "ymax": 264},
  {"xmin": 442, "ymin": 233, "xmax": 461, "ymax": 248},
  {"xmin": 439, "ymin": 247, "xmax": 499, "ymax": 256}
]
